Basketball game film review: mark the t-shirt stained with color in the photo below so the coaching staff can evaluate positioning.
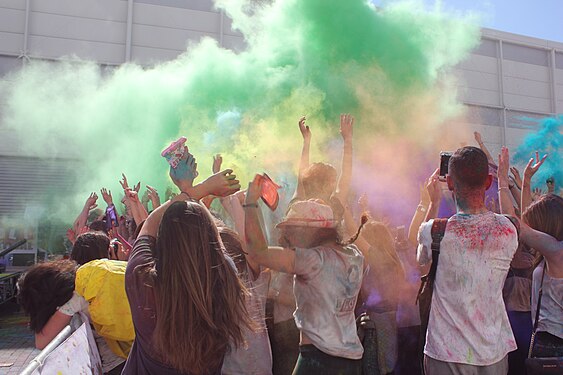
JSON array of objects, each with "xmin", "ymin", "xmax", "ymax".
[
  {"xmin": 417, "ymin": 212, "xmax": 518, "ymax": 366},
  {"xmin": 293, "ymin": 245, "xmax": 364, "ymax": 360}
]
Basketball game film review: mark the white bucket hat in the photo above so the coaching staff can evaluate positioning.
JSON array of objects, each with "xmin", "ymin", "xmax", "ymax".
[{"xmin": 276, "ymin": 200, "xmax": 338, "ymax": 228}]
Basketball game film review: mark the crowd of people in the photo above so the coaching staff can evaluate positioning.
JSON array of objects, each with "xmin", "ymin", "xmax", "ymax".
[{"xmin": 15, "ymin": 115, "xmax": 562, "ymax": 375}]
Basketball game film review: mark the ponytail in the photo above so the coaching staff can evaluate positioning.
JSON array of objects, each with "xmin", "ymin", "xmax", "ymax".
[{"xmin": 338, "ymin": 214, "xmax": 369, "ymax": 246}]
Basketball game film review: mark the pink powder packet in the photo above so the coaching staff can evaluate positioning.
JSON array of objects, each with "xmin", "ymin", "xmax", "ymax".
[{"xmin": 161, "ymin": 136, "xmax": 188, "ymax": 168}]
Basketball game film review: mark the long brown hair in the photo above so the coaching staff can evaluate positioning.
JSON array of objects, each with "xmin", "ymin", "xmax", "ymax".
[
  {"xmin": 152, "ymin": 201, "xmax": 251, "ymax": 374},
  {"xmin": 522, "ymin": 194, "xmax": 563, "ymax": 241},
  {"xmin": 362, "ymin": 220, "xmax": 405, "ymax": 280}
]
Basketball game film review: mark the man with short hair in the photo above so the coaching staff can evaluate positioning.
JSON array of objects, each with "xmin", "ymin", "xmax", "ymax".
[{"xmin": 417, "ymin": 146, "xmax": 518, "ymax": 374}]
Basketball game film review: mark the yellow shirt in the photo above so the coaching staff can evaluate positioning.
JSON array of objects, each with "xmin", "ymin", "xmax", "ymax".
[{"xmin": 75, "ymin": 259, "xmax": 134, "ymax": 358}]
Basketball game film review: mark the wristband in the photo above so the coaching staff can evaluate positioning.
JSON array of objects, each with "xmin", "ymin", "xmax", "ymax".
[
  {"xmin": 242, "ymin": 203, "xmax": 259, "ymax": 208},
  {"xmin": 180, "ymin": 191, "xmax": 192, "ymax": 199}
]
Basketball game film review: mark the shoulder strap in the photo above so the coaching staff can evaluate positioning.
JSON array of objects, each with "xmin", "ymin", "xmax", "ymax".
[
  {"xmin": 428, "ymin": 219, "xmax": 448, "ymax": 281},
  {"xmin": 528, "ymin": 262, "xmax": 547, "ymax": 358},
  {"xmin": 532, "ymin": 262, "xmax": 547, "ymax": 332}
]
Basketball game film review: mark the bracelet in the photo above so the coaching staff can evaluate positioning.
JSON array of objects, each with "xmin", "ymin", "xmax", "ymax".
[
  {"xmin": 498, "ymin": 186, "xmax": 510, "ymax": 191},
  {"xmin": 242, "ymin": 203, "xmax": 259, "ymax": 208},
  {"xmin": 417, "ymin": 205, "xmax": 427, "ymax": 213},
  {"xmin": 180, "ymin": 191, "xmax": 192, "ymax": 198}
]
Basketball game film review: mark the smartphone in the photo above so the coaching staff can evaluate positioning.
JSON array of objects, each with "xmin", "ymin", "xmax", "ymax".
[
  {"xmin": 105, "ymin": 204, "xmax": 119, "ymax": 231},
  {"xmin": 161, "ymin": 136, "xmax": 188, "ymax": 168},
  {"xmin": 259, "ymin": 173, "xmax": 281, "ymax": 211},
  {"xmin": 439, "ymin": 151, "xmax": 452, "ymax": 181}
]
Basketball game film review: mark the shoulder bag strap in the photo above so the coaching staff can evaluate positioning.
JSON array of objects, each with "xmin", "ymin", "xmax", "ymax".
[
  {"xmin": 528, "ymin": 262, "xmax": 547, "ymax": 358},
  {"xmin": 428, "ymin": 219, "xmax": 448, "ymax": 282}
]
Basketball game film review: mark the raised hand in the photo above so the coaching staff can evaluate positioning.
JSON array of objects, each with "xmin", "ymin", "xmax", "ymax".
[
  {"xmin": 298, "ymin": 116, "xmax": 311, "ymax": 143},
  {"xmin": 426, "ymin": 168, "xmax": 442, "ymax": 205},
  {"xmin": 340, "ymin": 113, "xmax": 354, "ymax": 141},
  {"xmin": 201, "ymin": 169, "xmax": 241, "ymax": 197},
  {"xmin": 125, "ymin": 189, "xmax": 140, "ymax": 202},
  {"xmin": 141, "ymin": 190, "xmax": 150, "ymax": 205},
  {"xmin": 146, "ymin": 185, "xmax": 161, "ymax": 208},
  {"xmin": 510, "ymin": 166, "xmax": 522, "ymax": 189},
  {"xmin": 532, "ymin": 188, "xmax": 545, "ymax": 201},
  {"xmin": 474, "ymin": 131, "xmax": 483, "ymax": 145},
  {"xmin": 133, "ymin": 181, "xmax": 141, "ymax": 193},
  {"xmin": 119, "ymin": 173, "xmax": 130, "ymax": 190},
  {"xmin": 523, "ymin": 151, "xmax": 547, "ymax": 181},
  {"xmin": 85, "ymin": 192, "xmax": 98, "ymax": 210},
  {"xmin": 100, "ymin": 188, "xmax": 113, "ymax": 205},
  {"xmin": 245, "ymin": 174, "xmax": 262, "ymax": 204},
  {"xmin": 497, "ymin": 147, "xmax": 510, "ymax": 186},
  {"xmin": 212, "ymin": 154, "xmax": 223, "ymax": 174},
  {"xmin": 420, "ymin": 178, "xmax": 431, "ymax": 207},
  {"xmin": 170, "ymin": 152, "xmax": 198, "ymax": 190}
]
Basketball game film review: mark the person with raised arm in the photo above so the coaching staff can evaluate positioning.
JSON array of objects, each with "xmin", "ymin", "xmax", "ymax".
[
  {"xmin": 244, "ymin": 174, "xmax": 366, "ymax": 375},
  {"xmin": 122, "ymin": 151, "xmax": 250, "ymax": 375},
  {"xmin": 67, "ymin": 192, "xmax": 99, "ymax": 244},
  {"xmin": 498, "ymin": 147, "xmax": 563, "ymax": 359},
  {"xmin": 408, "ymin": 169, "xmax": 441, "ymax": 247},
  {"xmin": 474, "ymin": 131, "xmax": 496, "ymax": 167},
  {"xmin": 417, "ymin": 146, "xmax": 518, "ymax": 374},
  {"xmin": 292, "ymin": 114, "xmax": 354, "ymax": 221},
  {"xmin": 520, "ymin": 151, "xmax": 548, "ymax": 213}
]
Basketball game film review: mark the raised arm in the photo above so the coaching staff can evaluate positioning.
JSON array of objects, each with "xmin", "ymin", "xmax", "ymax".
[
  {"xmin": 474, "ymin": 131, "xmax": 496, "ymax": 166},
  {"xmin": 498, "ymin": 148, "xmax": 561, "ymax": 270},
  {"xmin": 72, "ymin": 193, "xmax": 98, "ymax": 234},
  {"xmin": 333, "ymin": 114, "xmax": 354, "ymax": 203},
  {"xmin": 520, "ymin": 224, "xmax": 563, "ymax": 272},
  {"xmin": 245, "ymin": 175, "xmax": 295, "ymax": 274},
  {"xmin": 140, "ymin": 153, "xmax": 241, "ymax": 238},
  {"xmin": 408, "ymin": 169, "xmax": 440, "ymax": 246},
  {"xmin": 521, "ymin": 151, "xmax": 547, "ymax": 212},
  {"xmin": 146, "ymin": 185, "xmax": 161, "ymax": 210},
  {"xmin": 498, "ymin": 147, "xmax": 516, "ymax": 217},
  {"xmin": 293, "ymin": 116, "xmax": 311, "ymax": 200}
]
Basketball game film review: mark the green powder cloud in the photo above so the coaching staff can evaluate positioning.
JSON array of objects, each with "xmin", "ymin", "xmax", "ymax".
[{"xmin": 1, "ymin": 0, "xmax": 480, "ymax": 224}]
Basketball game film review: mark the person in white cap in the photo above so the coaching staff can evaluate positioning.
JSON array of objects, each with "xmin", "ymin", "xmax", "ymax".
[{"xmin": 244, "ymin": 175, "xmax": 367, "ymax": 375}]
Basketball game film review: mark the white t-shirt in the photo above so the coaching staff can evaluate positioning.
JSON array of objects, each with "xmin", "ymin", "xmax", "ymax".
[
  {"xmin": 293, "ymin": 245, "xmax": 364, "ymax": 360},
  {"xmin": 222, "ymin": 265, "xmax": 272, "ymax": 375},
  {"xmin": 417, "ymin": 212, "xmax": 518, "ymax": 365}
]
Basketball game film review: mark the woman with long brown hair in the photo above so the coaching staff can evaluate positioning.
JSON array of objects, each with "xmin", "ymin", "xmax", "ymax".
[
  {"xmin": 122, "ymin": 153, "xmax": 251, "ymax": 375},
  {"xmin": 521, "ymin": 194, "xmax": 563, "ymax": 358},
  {"xmin": 356, "ymin": 220, "xmax": 405, "ymax": 375}
]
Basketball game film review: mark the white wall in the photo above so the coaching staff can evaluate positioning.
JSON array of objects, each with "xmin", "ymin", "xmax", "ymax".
[{"xmin": 452, "ymin": 28, "xmax": 563, "ymax": 158}]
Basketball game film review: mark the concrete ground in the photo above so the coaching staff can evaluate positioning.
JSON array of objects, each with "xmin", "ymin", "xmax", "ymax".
[{"xmin": 0, "ymin": 300, "xmax": 39, "ymax": 375}]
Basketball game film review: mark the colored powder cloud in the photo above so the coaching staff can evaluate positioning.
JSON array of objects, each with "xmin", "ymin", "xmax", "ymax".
[
  {"xmin": 513, "ymin": 116, "xmax": 563, "ymax": 191},
  {"xmin": 0, "ymin": 0, "xmax": 480, "ymax": 224}
]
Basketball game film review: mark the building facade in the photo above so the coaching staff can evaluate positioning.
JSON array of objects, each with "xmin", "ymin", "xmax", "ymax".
[{"xmin": 0, "ymin": 0, "xmax": 562, "ymax": 223}]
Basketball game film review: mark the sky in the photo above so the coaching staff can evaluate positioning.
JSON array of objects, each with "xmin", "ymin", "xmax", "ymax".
[{"xmin": 373, "ymin": 0, "xmax": 563, "ymax": 43}]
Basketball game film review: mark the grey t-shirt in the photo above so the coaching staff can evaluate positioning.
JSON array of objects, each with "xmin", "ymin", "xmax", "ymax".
[
  {"xmin": 293, "ymin": 245, "xmax": 364, "ymax": 359},
  {"xmin": 531, "ymin": 261, "xmax": 563, "ymax": 339}
]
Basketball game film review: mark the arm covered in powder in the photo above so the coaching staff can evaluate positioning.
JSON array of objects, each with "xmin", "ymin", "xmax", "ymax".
[
  {"xmin": 334, "ymin": 114, "xmax": 354, "ymax": 203},
  {"xmin": 245, "ymin": 175, "xmax": 295, "ymax": 273},
  {"xmin": 293, "ymin": 116, "xmax": 311, "ymax": 200}
]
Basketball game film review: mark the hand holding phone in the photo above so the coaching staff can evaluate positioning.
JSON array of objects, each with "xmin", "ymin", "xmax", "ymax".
[{"xmin": 439, "ymin": 151, "xmax": 452, "ymax": 181}]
